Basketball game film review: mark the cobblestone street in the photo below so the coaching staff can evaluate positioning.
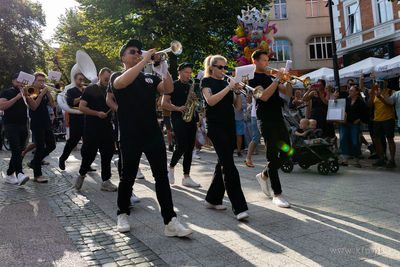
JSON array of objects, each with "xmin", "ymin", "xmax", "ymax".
[{"xmin": 0, "ymin": 137, "xmax": 400, "ymax": 266}]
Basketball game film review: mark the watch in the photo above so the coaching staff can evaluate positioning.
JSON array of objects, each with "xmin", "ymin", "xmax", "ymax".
[{"xmin": 273, "ymin": 78, "xmax": 279, "ymax": 83}]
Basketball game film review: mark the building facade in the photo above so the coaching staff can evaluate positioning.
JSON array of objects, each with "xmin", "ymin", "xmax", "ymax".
[
  {"xmin": 268, "ymin": 0, "xmax": 332, "ymax": 76},
  {"xmin": 332, "ymin": 0, "xmax": 400, "ymax": 68}
]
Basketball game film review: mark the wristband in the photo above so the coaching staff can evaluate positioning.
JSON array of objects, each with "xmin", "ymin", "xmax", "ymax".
[
  {"xmin": 235, "ymin": 91, "xmax": 241, "ymax": 95},
  {"xmin": 273, "ymin": 78, "xmax": 279, "ymax": 83}
]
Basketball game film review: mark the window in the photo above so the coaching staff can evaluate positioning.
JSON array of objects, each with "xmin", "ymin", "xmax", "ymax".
[
  {"xmin": 347, "ymin": 3, "xmax": 361, "ymax": 34},
  {"xmin": 376, "ymin": 0, "xmax": 393, "ymax": 23},
  {"xmin": 273, "ymin": 39, "xmax": 290, "ymax": 61},
  {"xmin": 306, "ymin": 0, "xmax": 318, "ymax": 17},
  {"xmin": 309, "ymin": 37, "xmax": 332, "ymax": 60},
  {"xmin": 275, "ymin": 0, "xmax": 287, "ymax": 19}
]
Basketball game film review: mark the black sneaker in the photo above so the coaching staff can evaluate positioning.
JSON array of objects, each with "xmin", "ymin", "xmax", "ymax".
[
  {"xmin": 372, "ymin": 159, "xmax": 386, "ymax": 167},
  {"xmin": 27, "ymin": 161, "xmax": 33, "ymax": 169},
  {"xmin": 367, "ymin": 144, "xmax": 373, "ymax": 154},
  {"xmin": 368, "ymin": 153, "xmax": 379, "ymax": 159},
  {"xmin": 386, "ymin": 160, "xmax": 397, "ymax": 168},
  {"xmin": 59, "ymin": 157, "xmax": 65, "ymax": 170},
  {"xmin": 168, "ymin": 145, "xmax": 174, "ymax": 152}
]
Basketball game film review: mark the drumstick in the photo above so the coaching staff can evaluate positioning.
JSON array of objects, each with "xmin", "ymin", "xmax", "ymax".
[{"xmin": 105, "ymin": 109, "xmax": 112, "ymax": 114}]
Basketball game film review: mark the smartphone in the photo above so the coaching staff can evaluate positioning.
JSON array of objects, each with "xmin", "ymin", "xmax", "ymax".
[
  {"xmin": 364, "ymin": 73, "xmax": 370, "ymax": 78},
  {"xmin": 379, "ymin": 81, "xmax": 384, "ymax": 90}
]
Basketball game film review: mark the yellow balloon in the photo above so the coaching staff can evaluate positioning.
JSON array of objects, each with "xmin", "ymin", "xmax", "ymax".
[{"xmin": 234, "ymin": 27, "xmax": 245, "ymax": 38}]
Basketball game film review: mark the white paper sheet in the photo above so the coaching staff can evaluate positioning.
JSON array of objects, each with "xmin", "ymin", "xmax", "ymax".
[
  {"xmin": 17, "ymin": 71, "xmax": 35, "ymax": 85},
  {"xmin": 235, "ymin": 65, "xmax": 255, "ymax": 83},
  {"xmin": 48, "ymin": 70, "xmax": 62, "ymax": 81}
]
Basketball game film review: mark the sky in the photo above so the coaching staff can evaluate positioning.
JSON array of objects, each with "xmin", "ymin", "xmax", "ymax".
[{"xmin": 36, "ymin": 0, "xmax": 80, "ymax": 42}]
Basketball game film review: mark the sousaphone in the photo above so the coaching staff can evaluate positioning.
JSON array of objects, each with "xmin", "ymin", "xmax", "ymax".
[{"xmin": 58, "ymin": 50, "xmax": 97, "ymax": 114}]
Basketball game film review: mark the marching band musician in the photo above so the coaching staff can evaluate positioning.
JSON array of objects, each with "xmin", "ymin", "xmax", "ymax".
[
  {"xmin": 74, "ymin": 68, "xmax": 117, "ymax": 191},
  {"xmin": 200, "ymin": 55, "xmax": 249, "ymax": 221},
  {"xmin": 248, "ymin": 50, "xmax": 291, "ymax": 208},
  {"xmin": 162, "ymin": 62, "xmax": 201, "ymax": 187},
  {"xmin": 0, "ymin": 73, "xmax": 38, "ymax": 185},
  {"xmin": 107, "ymin": 38, "xmax": 193, "ymax": 236},
  {"xmin": 27, "ymin": 72, "xmax": 57, "ymax": 183},
  {"xmin": 58, "ymin": 73, "xmax": 95, "ymax": 172}
]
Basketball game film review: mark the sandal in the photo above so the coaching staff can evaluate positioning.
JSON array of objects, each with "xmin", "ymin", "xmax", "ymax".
[
  {"xmin": 355, "ymin": 163, "xmax": 361, "ymax": 168},
  {"xmin": 339, "ymin": 162, "xmax": 348, "ymax": 166},
  {"xmin": 245, "ymin": 161, "xmax": 254, "ymax": 167},
  {"xmin": 41, "ymin": 161, "xmax": 50, "ymax": 165}
]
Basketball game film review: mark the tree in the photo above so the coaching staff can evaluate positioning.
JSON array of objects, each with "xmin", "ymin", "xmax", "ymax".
[
  {"xmin": 76, "ymin": 0, "xmax": 274, "ymax": 79},
  {"xmin": 0, "ymin": 0, "xmax": 47, "ymax": 90},
  {"xmin": 53, "ymin": 8, "xmax": 122, "ymax": 85}
]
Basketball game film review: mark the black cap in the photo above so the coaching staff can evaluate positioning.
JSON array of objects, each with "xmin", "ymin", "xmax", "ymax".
[
  {"xmin": 12, "ymin": 73, "xmax": 19, "ymax": 80},
  {"xmin": 178, "ymin": 62, "xmax": 194, "ymax": 71},
  {"xmin": 119, "ymin": 39, "xmax": 143, "ymax": 58}
]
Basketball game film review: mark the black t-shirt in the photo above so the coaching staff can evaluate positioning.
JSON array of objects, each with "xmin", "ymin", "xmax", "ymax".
[
  {"xmin": 107, "ymin": 71, "xmax": 162, "ymax": 140},
  {"xmin": 81, "ymin": 84, "xmax": 112, "ymax": 129},
  {"xmin": 249, "ymin": 73, "xmax": 283, "ymax": 122},
  {"xmin": 29, "ymin": 94, "xmax": 51, "ymax": 129},
  {"xmin": 200, "ymin": 77, "xmax": 235, "ymax": 127},
  {"xmin": 0, "ymin": 87, "xmax": 27, "ymax": 126},
  {"xmin": 66, "ymin": 87, "xmax": 84, "ymax": 122},
  {"xmin": 345, "ymin": 97, "xmax": 367, "ymax": 123},
  {"xmin": 167, "ymin": 80, "xmax": 191, "ymax": 121}
]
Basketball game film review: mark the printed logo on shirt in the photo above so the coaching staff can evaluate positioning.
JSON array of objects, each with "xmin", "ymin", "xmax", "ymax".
[{"xmin": 145, "ymin": 78, "xmax": 154, "ymax": 84}]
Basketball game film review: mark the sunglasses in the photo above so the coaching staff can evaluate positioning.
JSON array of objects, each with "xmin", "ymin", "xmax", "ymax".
[
  {"xmin": 348, "ymin": 83, "xmax": 355, "ymax": 86},
  {"xmin": 128, "ymin": 49, "xmax": 142, "ymax": 55},
  {"xmin": 104, "ymin": 78, "xmax": 109, "ymax": 82},
  {"xmin": 212, "ymin": 64, "xmax": 228, "ymax": 70}
]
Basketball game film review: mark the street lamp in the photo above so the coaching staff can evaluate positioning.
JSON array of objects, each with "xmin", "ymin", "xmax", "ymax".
[{"xmin": 327, "ymin": 0, "xmax": 340, "ymax": 91}]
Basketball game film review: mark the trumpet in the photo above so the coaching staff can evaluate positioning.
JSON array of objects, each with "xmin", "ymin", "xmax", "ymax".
[
  {"xmin": 223, "ymin": 74, "xmax": 264, "ymax": 99},
  {"xmin": 144, "ymin": 40, "xmax": 182, "ymax": 65},
  {"xmin": 267, "ymin": 67, "xmax": 311, "ymax": 87}
]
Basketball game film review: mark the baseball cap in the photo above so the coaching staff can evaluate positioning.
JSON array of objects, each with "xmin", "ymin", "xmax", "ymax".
[
  {"xmin": 119, "ymin": 39, "xmax": 143, "ymax": 58},
  {"xmin": 12, "ymin": 73, "xmax": 19, "ymax": 80},
  {"xmin": 376, "ymin": 76, "xmax": 388, "ymax": 81},
  {"xmin": 178, "ymin": 62, "xmax": 194, "ymax": 71}
]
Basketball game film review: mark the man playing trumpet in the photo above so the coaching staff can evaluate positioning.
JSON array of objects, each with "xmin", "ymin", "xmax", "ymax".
[{"xmin": 107, "ymin": 39, "xmax": 193, "ymax": 236}]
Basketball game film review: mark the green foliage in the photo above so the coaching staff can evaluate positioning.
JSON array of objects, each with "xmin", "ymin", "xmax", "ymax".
[
  {"xmin": 0, "ymin": 0, "xmax": 47, "ymax": 90},
  {"xmin": 75, "ymin": 0, "xmax": 274, "ymax": 79},
  {"xmin": 54, "ymin": 8, "xmax": 122, "ymax": 85}
]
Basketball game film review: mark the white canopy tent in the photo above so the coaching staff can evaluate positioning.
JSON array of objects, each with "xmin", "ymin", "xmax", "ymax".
[
  {"xmin": 373, "ymin": 55, "xmax": 400, "ymax": 79},
  {"xmin": 325, "ymin": 57, "xmax": 387, "ymax": 85},
  {"xmin": 292, "ymin": 67, "xmax": 333, "ymax": 88}
]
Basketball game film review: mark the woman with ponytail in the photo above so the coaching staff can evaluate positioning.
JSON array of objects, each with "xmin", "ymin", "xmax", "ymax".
[{"xmin": 200, "ymin": 55, "xmax": 249, "ymax": 221}]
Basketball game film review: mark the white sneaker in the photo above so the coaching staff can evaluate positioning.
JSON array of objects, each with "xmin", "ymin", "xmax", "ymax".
[
  {"xmin": 272, "ymin": 195, "xmax": 290, "ymax": 208},
  {"xmin": 136, "ymin": 168, "xmax": 144, "ymax": 179},
  {"xmin": 3, "ymin": 172, "xmax": 18, "ymax": 185},
  {"xmin": 164, "ymin": 217, "xmax": 193, "ymax": 237},
  {"xmin": 100, "ymin": 179, "xmax": 118, "ymax": 191},
  {"xmin": 17, "ymin": 173, "xmax": 29, "ymax": 186},
  {"xmin": 182, "ymin": 177, "xmax": 200, "ymax": 187},
  {"xmin": 113, "ymin": 158, "xmax": 119, "ymax": 168},
  {"xmin": 117, "ymin": 213, "xmax": 130, "ymax": 233},
  {"xmin": 237, "ymin": 212, "xmax": 249, "ymax": 221},
  {"xmin": 192, "ymin": 151, "xmax": 201, "ymax": 159},
  {"xmin": 74, "ymin": 174, "xmax": 85, "ymax": 190},
  {"xmin": 256, "ymin": 173, "xmax": 270, "ymax": 197},
  {"xmin": 130, "ymin": 191, "xmax": 140, "ymax": 206},
  {"xmin": 204, "ymin": 200, "xmax": 227, "ymax": 210},
  {"xmin": 167, "ymin": 166, "xmax": 175, "ymax": 184}
]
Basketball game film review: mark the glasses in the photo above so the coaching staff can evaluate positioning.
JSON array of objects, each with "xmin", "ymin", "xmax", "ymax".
[
  {"xmin": 212, "ymin": 65, "xmax": 228, "ymax": 70},
  {"xmin": 348, "ymin": 83, "xmax": 355, "ymax": 86},
  {"xmin": 128, "ymin": 49, "xmax": 142, "ymax": 55},
  {"xmin": 36, "ymin": 79, "xmax": 45, "ymax": 82},
  {"xmin": 78, "ymin": 78, "xmax": 85, "ymax": 81}
]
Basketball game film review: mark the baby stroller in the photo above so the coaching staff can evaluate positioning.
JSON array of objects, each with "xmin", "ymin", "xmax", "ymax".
[{"xmin": 281, "ymin": 106, "xmax": 340, "ymax": 175}]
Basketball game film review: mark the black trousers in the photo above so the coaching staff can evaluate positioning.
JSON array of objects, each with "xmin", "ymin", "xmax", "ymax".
[
  {"xmin": 31, "ymin": 127, "xmax": 56, "ymax": 177},
  {"xmin": 5, "ymin": 124, "xmax": 27, "ymax": 175},
  {"xmin": 117, "ymin": 132, "xmax": 176, "ymax": 225},
  {"xmin": 258, "ymin": 119, "xmax": 290, "ymax": 196},
  {"xmin": 205, "ymin": 123, "xmax": 248, "ymax": 215},
  {"xmin": 60, "ymin": 117, "xmax": 84, "ymax": 161},
  {"xmin": 170, "ymin": 118, "xmax": 196, "ymax": 174},
  {"xmin": 79, "ymin": 125, "xmax": 114, "ymax": 181}
]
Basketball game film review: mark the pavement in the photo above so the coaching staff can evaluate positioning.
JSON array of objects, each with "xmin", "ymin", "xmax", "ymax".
[{"xmin": 0, "ymin": 133, "xmax": 400, "ymax": 267}]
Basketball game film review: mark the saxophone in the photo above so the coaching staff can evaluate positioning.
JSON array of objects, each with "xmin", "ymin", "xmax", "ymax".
[{"xmin": 182, "ymin": 77, "xmax": 199, "ymax": 122}]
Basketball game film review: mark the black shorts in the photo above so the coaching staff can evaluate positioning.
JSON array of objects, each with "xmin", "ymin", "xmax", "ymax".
[
  {"xmin": 164, "ymin": 116, "xmax": 172, "ymax": 130},
  {"xmin": 373, "ymin": 119, "xmax": 395, "ymax": 139}
]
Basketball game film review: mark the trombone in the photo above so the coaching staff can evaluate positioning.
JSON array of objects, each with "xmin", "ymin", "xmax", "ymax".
[
  {"xmin": 267, "ymin": 67, "xmax": 311, "ymax": 87},
  {"xmin": 223, "ymin": 74, "xmax": 264, "ymax": 99},
  {"xmin": 44, "ymin": 82, "xmax": 65, "ymax": 98},
  {"xmin": 24, "ymin": 86, "xmax": 39, "ymax": 98}
]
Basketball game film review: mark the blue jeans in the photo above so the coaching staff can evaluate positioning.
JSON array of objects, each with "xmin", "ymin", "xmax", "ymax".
[
  {"xmin": 339, "ymin": 122, "xmax": 360, "ymax": 162},
  {"xmin": 251, "ymin": 117, "xmax": 260, "ymax": 151},
  {"xmin": 5, "ymin": 124, "xmax": 28, "ymax": 175}
]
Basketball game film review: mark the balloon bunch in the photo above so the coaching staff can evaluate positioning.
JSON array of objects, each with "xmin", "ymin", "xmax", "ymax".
[{"xmin": 231, "ymin": 7, "xmax": 278, "ymax": 66}]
